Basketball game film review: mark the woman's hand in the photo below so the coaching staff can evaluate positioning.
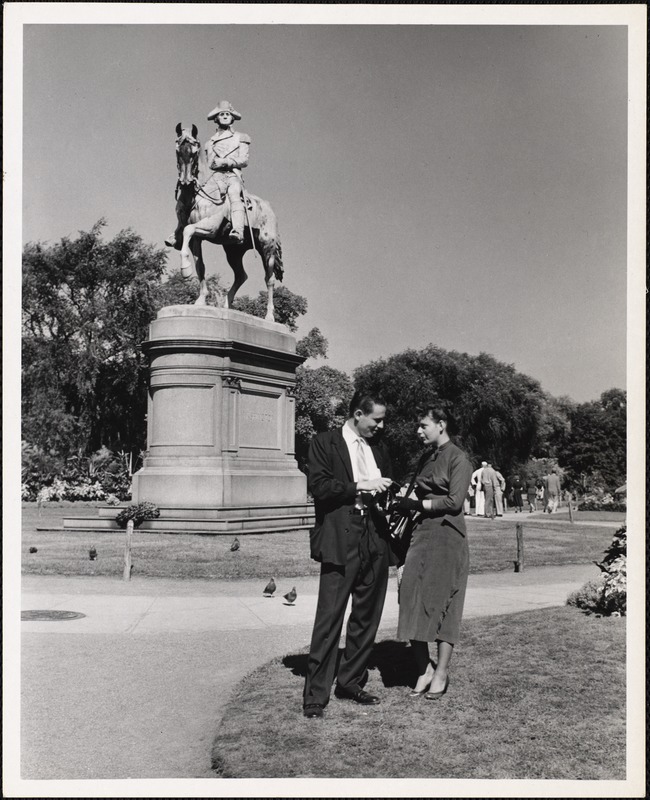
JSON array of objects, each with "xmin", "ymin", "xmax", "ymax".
[{"xmin": 391, "ymin": 496, "xmax": 423, "ymax": 513}]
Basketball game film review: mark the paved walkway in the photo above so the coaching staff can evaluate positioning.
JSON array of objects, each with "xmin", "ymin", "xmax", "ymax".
[{"xmin": 19, "ymin": 563, "xmax": 598, "ymax": 780}]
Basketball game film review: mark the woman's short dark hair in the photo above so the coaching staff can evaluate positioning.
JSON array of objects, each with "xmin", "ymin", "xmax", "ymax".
[
  {"xmin": 417, "ymin": 402, "xmax": 457, "ymax": 434},
  {"xmin": 349, "ymin": 390, "xmax": 386, "ymax": 416}
]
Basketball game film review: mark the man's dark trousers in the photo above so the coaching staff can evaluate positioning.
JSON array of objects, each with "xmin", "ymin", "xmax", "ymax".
[{"xmin": 303, "ymin": 512, "xmax": 390, "ymax": 708}]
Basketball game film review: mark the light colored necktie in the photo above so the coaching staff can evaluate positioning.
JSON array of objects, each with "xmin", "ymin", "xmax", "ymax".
[{"xmin": 356, "ymin": 438, "xmax": 371, "ymax": 482}]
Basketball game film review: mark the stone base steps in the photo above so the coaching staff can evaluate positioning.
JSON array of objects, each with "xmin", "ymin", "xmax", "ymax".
[{"xmin": 61, "ymin": 504, "xmax": 315, "ymax": 535}]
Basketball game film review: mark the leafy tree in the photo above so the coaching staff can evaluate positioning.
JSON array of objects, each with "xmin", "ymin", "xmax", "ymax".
[
  {"xmin": 558, "ymin": 389, "xmax": 626, "ymax": 491},
  {"xmin": 296, "ymin": 328, "xmax": 328, "ymax": 360},
  {"xmin": 354, "ymin": 346, "xmax": 545, "ymax": 481},
  {"xmin": 22, "ymin": 220, "xmax": 167, "ymax": 460},
  {"xmin": 157, "ymin": 270, "xmax": 226, "ymax": 307},
  {"xmin": 233, "ymin": 285, "xmax": 307, "ymax": 331},
  {"xmin": 295, "ymin": 365, "xmax": 354, "ymax": 470},
  {"xmin": 533, "ymin": 393, "xmax": 575, "ymax": 458}
]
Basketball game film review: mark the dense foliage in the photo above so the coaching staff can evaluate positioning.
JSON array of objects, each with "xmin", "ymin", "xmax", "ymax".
[
  {"xmin": 558, "ymin": 389, "xmax": 626, "ymax": 492},
  {"xmin": 354, "ymin": 347, "xmax": 545, "ymax": 481},
  {"xmin": 567, "ymin": 525, "xmax": 626, "ymax": 616},
  {"xmin": 22, "ymin": 220, "xmax": 167, "ymax": 460},
  {"xmin": 294, "ymin": 365, "xmax": 354, "ymax": 470}
]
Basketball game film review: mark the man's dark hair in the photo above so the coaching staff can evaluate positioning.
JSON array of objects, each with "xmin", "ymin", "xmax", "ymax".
[{"xmin": 349, "ymin": 390, "xmax": 386, "ymax": 416}]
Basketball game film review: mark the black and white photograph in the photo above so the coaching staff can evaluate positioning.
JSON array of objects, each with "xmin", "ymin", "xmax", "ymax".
[{"xmin": 3, "ymin": 3, "xmax": 646, "ymax": 798}]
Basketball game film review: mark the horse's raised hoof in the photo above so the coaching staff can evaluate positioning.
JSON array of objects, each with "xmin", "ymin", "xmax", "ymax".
[{"xmin": 228, "ymin": 230, "xmax": 244, "ymax": 244}]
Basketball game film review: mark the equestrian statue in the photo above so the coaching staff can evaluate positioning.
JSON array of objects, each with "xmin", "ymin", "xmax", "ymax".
[{"xmin": 165, "ymin": 100, "xmax": 283, "ymax": 321}]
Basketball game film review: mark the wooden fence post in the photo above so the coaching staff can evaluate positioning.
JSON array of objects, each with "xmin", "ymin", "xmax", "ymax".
[
  {"xmin": 514, "ymin": 522, "xmax": 524, "ymax": 572},
  {"xmin": 568, "ymin": 499, "xmax": 574, "ymax": 524},
  {"xmin": 123, "ymin": 519, "xmax": 134, "ymax": 581}
]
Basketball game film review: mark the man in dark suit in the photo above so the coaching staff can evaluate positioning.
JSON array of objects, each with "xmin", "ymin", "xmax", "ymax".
[{"xmin": 303, "ymin": 391, "xmax": 397, "ymax": 719}]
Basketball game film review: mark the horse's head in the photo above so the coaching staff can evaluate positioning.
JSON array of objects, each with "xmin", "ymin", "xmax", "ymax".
[{"xmin": 175, "ymin": 123, "xmax": 201, "ymax": 185}]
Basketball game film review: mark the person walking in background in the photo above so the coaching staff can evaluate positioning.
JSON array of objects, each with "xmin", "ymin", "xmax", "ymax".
[
  {"xmin": 493, "ymin": 465, "xmax": 506, "ymax": 517},
  {"xmin": 536, "ymin": 479, "xmax": 545, "ymax": 511},
  {"xmin": 511, "ymin": 475, "xmax": 524, "ymax": 513},
  {"xmin": 391, "ymin": 404, "xmax": 473, "ymax": 700},
  {"xmin": 481, "ymin": 461, "xmax": 499, "ymax": 519},
  {"xmin": 302, "ymin": 391, "xmax": 395, "ymax": 719},
  {"xmin": 546, "ymin": 467, "xmax": 562, "ymax": 513},
  {"xmin": 526, "ymin": 477, "xmax": 538, "ymax": 512},
  {"xmin": 541, "ymin": 470, "xmax": 551, "ymax": 513},
  {"xmin": 471, "ymin": 461, "xmax": 487, "ymax": 517}
]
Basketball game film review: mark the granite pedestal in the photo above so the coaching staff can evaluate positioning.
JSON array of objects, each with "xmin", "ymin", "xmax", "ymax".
[{"xmin": 64, "ymin": 306, "xmax": 314, "ymax": 534}]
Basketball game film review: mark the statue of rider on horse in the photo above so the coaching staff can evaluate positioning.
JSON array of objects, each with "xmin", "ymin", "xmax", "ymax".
[{"xmin": 165, "ymin": 100, "xmax": 283, "ymax": 320}]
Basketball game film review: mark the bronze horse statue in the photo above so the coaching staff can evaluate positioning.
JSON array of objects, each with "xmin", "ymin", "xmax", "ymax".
[{"xmin": 166, "ymin": 124, "xmax": 283, "ymax": 320}]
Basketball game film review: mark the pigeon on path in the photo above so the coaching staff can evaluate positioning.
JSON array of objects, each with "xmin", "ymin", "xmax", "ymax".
[
  {"xmin": 230, "ymin": 538, "xmax": 240, "ymax": 552},
  {"xmin": 283, "ymin": 587, "xmax": 297, "ymax": 604},
  {"xmin": 263, "ymin": 577, "xmax": 276, "ymax": 597}
]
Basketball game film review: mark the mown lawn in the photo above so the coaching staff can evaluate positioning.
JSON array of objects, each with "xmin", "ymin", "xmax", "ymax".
[
  {"xmin": 21, "ymin": 503, "xmax": 620, "ymax": 580},
  {"xmin": 211, "ymin": 606, "xmax": 625, "ymax": 779}
]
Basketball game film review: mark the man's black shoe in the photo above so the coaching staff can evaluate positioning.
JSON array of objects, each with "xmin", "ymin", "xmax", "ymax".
[
  {"xmin": 303, "ymin": 704, "xmax": 324, "ymax": 718},
  {"xmin": 334, "ymin": 686, "xmax": 380, "ymax": 705}
]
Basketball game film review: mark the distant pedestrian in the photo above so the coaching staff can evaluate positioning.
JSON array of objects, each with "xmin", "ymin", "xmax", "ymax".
[
  {"xmin": 546, "ymin": 468, "xmax": 562, "ymax": 513},
  {"xmin": 510, "ymin": 475, "xmax": 524, "ymax": 512},
  {"xmin": 493, "ymin": 466, "xmax": 506, "ymax": 516},
  {"xmin": 471, "ymin": 462, "xmax": 487, "ymax": 516},
  {"xmin": 526, "ymin": 478, "xmax": 537, "ymax": 512},
  {"xmin": 481, "ymin": 462, "xmax": 499, "ymax": 519}
]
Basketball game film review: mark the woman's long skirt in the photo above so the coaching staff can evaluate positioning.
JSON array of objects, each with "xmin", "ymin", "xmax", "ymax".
[{"xmin": 397, "ymin": 517, "xmax": 469, "ymax": 645}]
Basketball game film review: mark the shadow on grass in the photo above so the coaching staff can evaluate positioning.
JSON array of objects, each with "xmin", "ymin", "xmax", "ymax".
[
  {"xmin": 282, "ymin": 640, "xmax": 418, "ymax": 689},
  {"xmin": 213, "ymin": 608, "xmax": 626, "ymax": 779}
]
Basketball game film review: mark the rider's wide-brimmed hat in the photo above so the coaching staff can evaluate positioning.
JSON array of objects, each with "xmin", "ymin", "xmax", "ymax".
[{"xmin": 207, "ymin": 101, "xmax": 241, "ymax": 121}]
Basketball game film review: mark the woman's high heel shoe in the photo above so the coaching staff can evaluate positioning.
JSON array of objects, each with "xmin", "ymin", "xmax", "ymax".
[
  {"xmin": 425, "ymin": 676, "xmax": 449, "ymax": 700},
  {"xmin": 409, "ymin": 665, "xmax": 434, "ymax": 697},
  {"xmin": 408, "ymin": 680, "xmax": 432, "ymax": 698}
]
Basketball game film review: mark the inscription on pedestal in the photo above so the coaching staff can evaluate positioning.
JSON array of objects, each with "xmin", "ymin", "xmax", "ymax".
[{"xmin": 239, "ymin": 391, "xmax": 281, "ymax": 450}]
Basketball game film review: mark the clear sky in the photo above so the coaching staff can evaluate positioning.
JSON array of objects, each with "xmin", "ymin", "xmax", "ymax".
[{"xmin": 20, "ymin": 18, "xmax": 631, "ymax": 402}]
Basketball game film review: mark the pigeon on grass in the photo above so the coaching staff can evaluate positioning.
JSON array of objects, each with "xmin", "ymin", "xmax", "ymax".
[{"xmin": 230, "ymin": 538, "xmax": 240, "ymax": 552}]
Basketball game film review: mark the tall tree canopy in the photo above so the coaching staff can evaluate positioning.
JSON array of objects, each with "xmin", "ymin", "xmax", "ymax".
[
  {"xmin": 354, "ymin": 346, "xmax": 545, "ymax": 481},
  {"xmin": 558, "ymin": 389, "xmax": 626, "ymax": 491},
  {"xmin": 22, "ymin": 220, "xmax": 167, "ymax": 458}
]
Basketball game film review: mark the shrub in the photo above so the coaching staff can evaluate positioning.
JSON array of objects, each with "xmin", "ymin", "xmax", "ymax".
[
  {"xmin": 115, "ymin": 502, "xmax": 160, "ymax": 529},
  {"xmin": 567, "ymin": 525, "xmax": 626, "ymax": 616},
  {"xmin": 23, "ymin": 444, "xmax": 134, "ymax": 502},
  {"xmin": 578, "ymin": 489, "xmax": 626, "ymax": 512},
  {"xmin": 36, "ymin": 479, "xmax": 107, "ymax": 503},
  {"xmin": 567, "ymin": 579, "xmax": 606, "ymax": 613}
]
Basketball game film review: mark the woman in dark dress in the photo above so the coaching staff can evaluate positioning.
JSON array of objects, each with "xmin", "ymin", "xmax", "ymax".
[
  {"xmin": 511, "ymin": 475, "xmax": 524, "ymax": 512},
  {"xmin": 526, "ymin": 478, "xmax": 537, "ymax": 512},
  {"xmin": 392, "ymin": 405, "xmax": 473, "ymax": 700}
]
